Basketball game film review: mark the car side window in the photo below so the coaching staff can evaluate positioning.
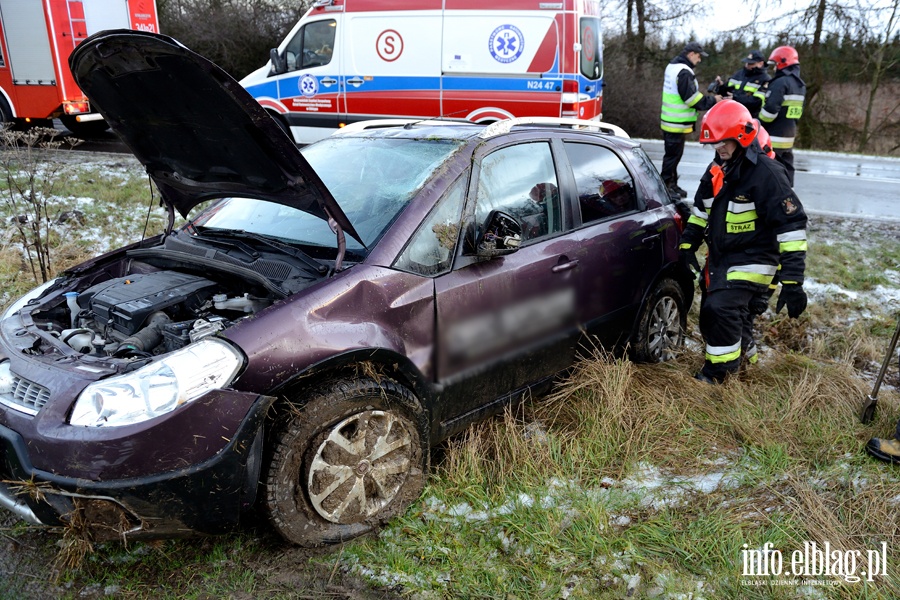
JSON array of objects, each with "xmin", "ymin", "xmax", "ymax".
[
  {"xmin": 565, "ymin": 142, "xmax": 638, "ymax": 224},
  {"xmin": 284, "ymin": 19, "xmax": 335, "ymax": 72},
  {"xmin": 394, "ymin": 177, "xmax": 466, "ymax": 276},
  {"xmin": 473, "ymin": 142, "xmax": 560, "ymax": 244}
]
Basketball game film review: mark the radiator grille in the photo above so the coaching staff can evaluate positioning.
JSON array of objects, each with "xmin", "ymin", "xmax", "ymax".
[{"xmin": 0, "ymin": 374, "xmax": 50, "ymax": 416}]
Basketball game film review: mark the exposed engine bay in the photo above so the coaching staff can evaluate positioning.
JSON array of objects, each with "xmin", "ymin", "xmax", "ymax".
[
  {"xmin": 44, "ymin": 269, "xmax": 272, "ymax": 359},
  {"xmin": 32, "ymin": 270, "xmax": 274, "ymax": 359}
]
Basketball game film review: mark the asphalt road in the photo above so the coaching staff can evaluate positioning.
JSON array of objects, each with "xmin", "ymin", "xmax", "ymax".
[
  {"xmin": 55, "ymin": 119, "xmax": 899, "ymax": 222},
  {"xmin": 640, "ymin": 139, "xmax": 900, "ymax": 222}
]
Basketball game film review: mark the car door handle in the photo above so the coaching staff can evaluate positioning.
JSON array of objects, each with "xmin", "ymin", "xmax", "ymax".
[
  {"xmin": 642, "ymin": 234, "xmax": 661, "ymax": 244},
  {"xmin": 551, "ymin": 259, "xmax": 579, "ymax": 273}
]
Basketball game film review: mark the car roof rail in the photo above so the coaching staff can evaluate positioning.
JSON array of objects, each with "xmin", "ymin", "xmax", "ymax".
[
  {"xmin": 334, "ymin": 118, "xmax": 473, "ymax": 135},
  {"xmin": 478, "ymin": 117, "xmax": 630, "ymax": 139}
]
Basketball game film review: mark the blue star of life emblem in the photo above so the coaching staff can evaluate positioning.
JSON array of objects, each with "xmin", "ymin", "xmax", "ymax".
[
  {"xmin": 489, "ymin": 25, "xmax": 524, "ymax": 64},
  {"xmin": 299, "ymin": 74, "xmax": 319, "ymax": 97}
]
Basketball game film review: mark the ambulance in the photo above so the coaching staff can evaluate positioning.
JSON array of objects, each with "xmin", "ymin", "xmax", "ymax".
[
  {"xmin": 240, "ymin": 0, "xmax": 603, "ymax": 144},
  {"xmin": 0, "ymin": 0, "xmax": 159, "ymax": 135}
]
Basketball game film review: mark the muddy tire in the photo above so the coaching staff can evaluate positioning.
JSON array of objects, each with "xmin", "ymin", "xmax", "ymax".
[
  {"xmin": 264, "ymin": 377, "xmax": 427, "ymax": 546},
  {"xmin": 631, "ymin": 278, "xmax": 685, "ymax": 362}
]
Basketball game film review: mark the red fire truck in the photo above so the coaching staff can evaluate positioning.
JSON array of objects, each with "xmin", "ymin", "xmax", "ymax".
[{"xmin": 0, "ymin": 0, "xmax": 159, "ymax": 135}]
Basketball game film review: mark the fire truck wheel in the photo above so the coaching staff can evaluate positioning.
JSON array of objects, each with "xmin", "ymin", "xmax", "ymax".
[{"xmin": 0, "ymin": 99, "xmax": 12, "ymax": 126}]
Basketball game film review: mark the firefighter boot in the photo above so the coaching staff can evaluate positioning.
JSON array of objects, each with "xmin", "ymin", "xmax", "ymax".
[{"xmin": 866, "ymin": 437, "xmax": 900, "ymax": 464}]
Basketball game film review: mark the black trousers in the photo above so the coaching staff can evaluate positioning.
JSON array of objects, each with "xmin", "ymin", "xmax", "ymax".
[
  {"xmin": 774, "ymin": 148, "xmax": 795, "ymax": 186},
  {"xmin": 698, "ymin": 288, "xmax": 756, "ymax": 381},
  {"xmin": 661, "ymin": 131, "xmax": 686, "ymax": 186}
]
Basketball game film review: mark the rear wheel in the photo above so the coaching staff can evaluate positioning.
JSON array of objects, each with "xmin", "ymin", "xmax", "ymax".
[
  {"xmin": 264, "ymin": 377, "xmax": 427, "ymax": 546},
  {"xmin": 0, "ymin": 98, "xmax": 11, "ymax": 128},
  {"xmin": 631, "ymin": 278, "xmax": 685, "ymax": 362}
]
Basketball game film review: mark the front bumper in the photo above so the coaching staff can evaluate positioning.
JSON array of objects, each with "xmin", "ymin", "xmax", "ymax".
[{"xmin": 0, "ymin": 392, "xmax": 275, "ymax": 540}]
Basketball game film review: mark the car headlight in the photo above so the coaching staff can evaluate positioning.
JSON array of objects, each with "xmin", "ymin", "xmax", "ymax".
[
  {"xmin": 3, "ymin": 278, "xmax": 60, "ymax": 321},
  {"xmin": 70, "ymin": 338, "xmax": 245, "ymax": 427}
]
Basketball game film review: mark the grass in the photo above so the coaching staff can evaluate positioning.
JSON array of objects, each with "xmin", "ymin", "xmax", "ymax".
[{"xmin": 2, "ymin": 149, "xmax": 900, "ymax": 598}]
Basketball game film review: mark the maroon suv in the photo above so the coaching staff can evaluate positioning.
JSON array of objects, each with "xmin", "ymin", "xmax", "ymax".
[{"xmin": 0, "ymin": 31, "xmax": 692, "ymax": 546}]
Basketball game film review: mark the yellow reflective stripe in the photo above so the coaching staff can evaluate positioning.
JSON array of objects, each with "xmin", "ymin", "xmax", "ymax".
[
  {"xmin": 726, "ymin": 264, "xmax": 777, "ymax": 285},
  {"xmin": 727, "ymin": 271, "xmax": 774, "ymax": 285},
  {"xmin": 726, "ymin": 210, "xmax": 758, "ymax": 223},
  {"xmin": 759, "ymin": 108, "xmax": 777, "ymax": 122},
  {"xmin": 661, "ymin": 122, "xmax": 694, "ymax": 133},
  {"xmin": 770, "ymin": 135, "xmax": 795, "ymax": 148},
  {"xmin": 706, "ymin": 341, "xmax": 741, "ymax": 363},
  {"xmin": 679, "ymin": 242, "xmax": 693, "ymax": 250},
  {"xmin": 688, "ymin": 215, "xmax": 707, "ymax": 227},
  {"xmin": 685, "ymin": 91, "xmax": 705, "ymax": 107},
  {"xmin": 780, "ymin": 240, "xmax": 808, "ymax": 252},
  {"xmin": 748, "ymin": 351, "xmax": 759, "ymax": 364}
]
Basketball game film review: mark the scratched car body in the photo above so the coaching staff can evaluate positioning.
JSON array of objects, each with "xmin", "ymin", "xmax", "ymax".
[{"xmin": 0, "ymin": 31, "xmax": 692, "ymax": 546}]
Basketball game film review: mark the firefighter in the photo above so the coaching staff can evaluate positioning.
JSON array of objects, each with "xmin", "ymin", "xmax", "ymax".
[
  {"xmin": 679, "ymin": 100, "xmax": 808, "ymax": 383},
  {"xmin": 660, "ymin": 41, "xmax": 722, "ymax": 199},
  {"xmin": 759, "ymin": 46, "xmax": 806, "ymax": 185},
  {"xmin": 724, "ymin": 49, "xmax": 771, "ymax": 119}
]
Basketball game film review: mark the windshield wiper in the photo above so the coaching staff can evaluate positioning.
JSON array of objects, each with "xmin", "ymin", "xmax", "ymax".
[
  {"xmin": 185, "ymin": 230, "xmax": 260, "ymax": 260},
  {"xmin": 193, "ymin": 228, "xmax": 328, "ymax": 275}
]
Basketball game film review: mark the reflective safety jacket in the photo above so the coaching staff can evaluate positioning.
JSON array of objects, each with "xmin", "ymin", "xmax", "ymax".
[
  {"xmin": 759, "ymin": 64, "xmax": 806, "ymax": 150},
  {"xmin": 726, "ymin": 66, "xmax": 771, "ymax": 118},
  {"xmin": 661, "ymin": 54, "xmax": 717, "ymax": 134},
  {"xmin": 679, "ymin": 142, "xmax": 807, "ymax": 293}
]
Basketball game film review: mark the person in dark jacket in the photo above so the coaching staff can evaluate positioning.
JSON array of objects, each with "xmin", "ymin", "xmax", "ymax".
[
  {"xmin": 679, "ymin": 100, "xmax": 808, "ymax": 383},
  {"xmin": 660, "ymin": 41, "xmax": 722, "ymax": 199},
  {"xmin": 759, "ymin": 46, "xmax": 806, "ymax": 185},
  {"xmin": 724, "ymin": 49, "xmax": 771, "ymax": 118}
]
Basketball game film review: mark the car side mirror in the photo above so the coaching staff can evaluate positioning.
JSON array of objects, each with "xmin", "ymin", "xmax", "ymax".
[
  {"xmin": 477, "ymin": 211, "xmax": 522, "ymax": 258},
  {"xmin": 269, "ymin": 48, "xmax": 286, "ymax": 75}
]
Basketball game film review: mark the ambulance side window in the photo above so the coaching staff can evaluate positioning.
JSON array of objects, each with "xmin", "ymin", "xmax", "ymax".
[
  {"xmin": 579, "ymin": 17, "xmax": 602, "ymax": 80},
  {"xmin": 284, "ymin": 19, "xmax": 336, "ymax": 72}
]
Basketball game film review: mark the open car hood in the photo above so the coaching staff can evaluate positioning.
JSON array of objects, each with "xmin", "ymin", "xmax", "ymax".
[{"xmin": 69, "ymin": 30, "xmax": 361, "ymax": 243}]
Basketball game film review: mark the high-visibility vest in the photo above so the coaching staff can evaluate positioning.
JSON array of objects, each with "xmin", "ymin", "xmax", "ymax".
[{"xmin": 660, "ymin": 62, "xmax": 703, "ymax": 134}]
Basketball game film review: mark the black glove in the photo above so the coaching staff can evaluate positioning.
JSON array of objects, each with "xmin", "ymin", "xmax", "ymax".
[
  {"xmin": 748, "ymin": 291, "xmax": 771, "ymax": 316},
  {"xmin": 775, "ymin": 284, "xmax": 807, "ymax": 319},
  {"xmin": 679, "ymin": 249, "xmax": 701, "ymax": 279}
]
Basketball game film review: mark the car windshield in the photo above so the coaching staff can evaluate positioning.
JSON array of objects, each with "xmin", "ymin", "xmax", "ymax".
[{"xmin": 189, "ymin": 137, "xmax": 464, "ymax": 256}]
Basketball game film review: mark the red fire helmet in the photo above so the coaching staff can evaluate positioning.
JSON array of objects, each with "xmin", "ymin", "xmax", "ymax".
[
  {"xmin": 699, "ymin": 99, "xmax": 758, "ymax": 148},
  {"xmin": 768, "ymin": 46, "xmax": 799, "ymax": 70}
]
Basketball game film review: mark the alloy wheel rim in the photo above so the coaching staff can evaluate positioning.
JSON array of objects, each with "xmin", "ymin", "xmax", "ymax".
[{"xmin": 307, "ymin": 410, "xmax": 413, "ymax": 524}]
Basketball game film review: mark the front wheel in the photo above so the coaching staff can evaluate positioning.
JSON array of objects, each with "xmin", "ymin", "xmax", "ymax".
[
  {"xmin": 631, "ymin": 278, "xmax": 686, "ymax": 362},
  {"xmin": 264, "ymin": 377, "xmax": 427, "ymax": 546}
]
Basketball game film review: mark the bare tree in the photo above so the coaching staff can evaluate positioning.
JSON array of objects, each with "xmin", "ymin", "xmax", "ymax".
[
  {"xmin": 157, "ymin": 0, "xmax": 310, "ymax": 78},
  {"xmin": 0, "ymin": 128, "xmax": 83, "ymax": 284},
  {"xmin": 851, "ymin": 0, "xmax": 900, "ymax": 152}
]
